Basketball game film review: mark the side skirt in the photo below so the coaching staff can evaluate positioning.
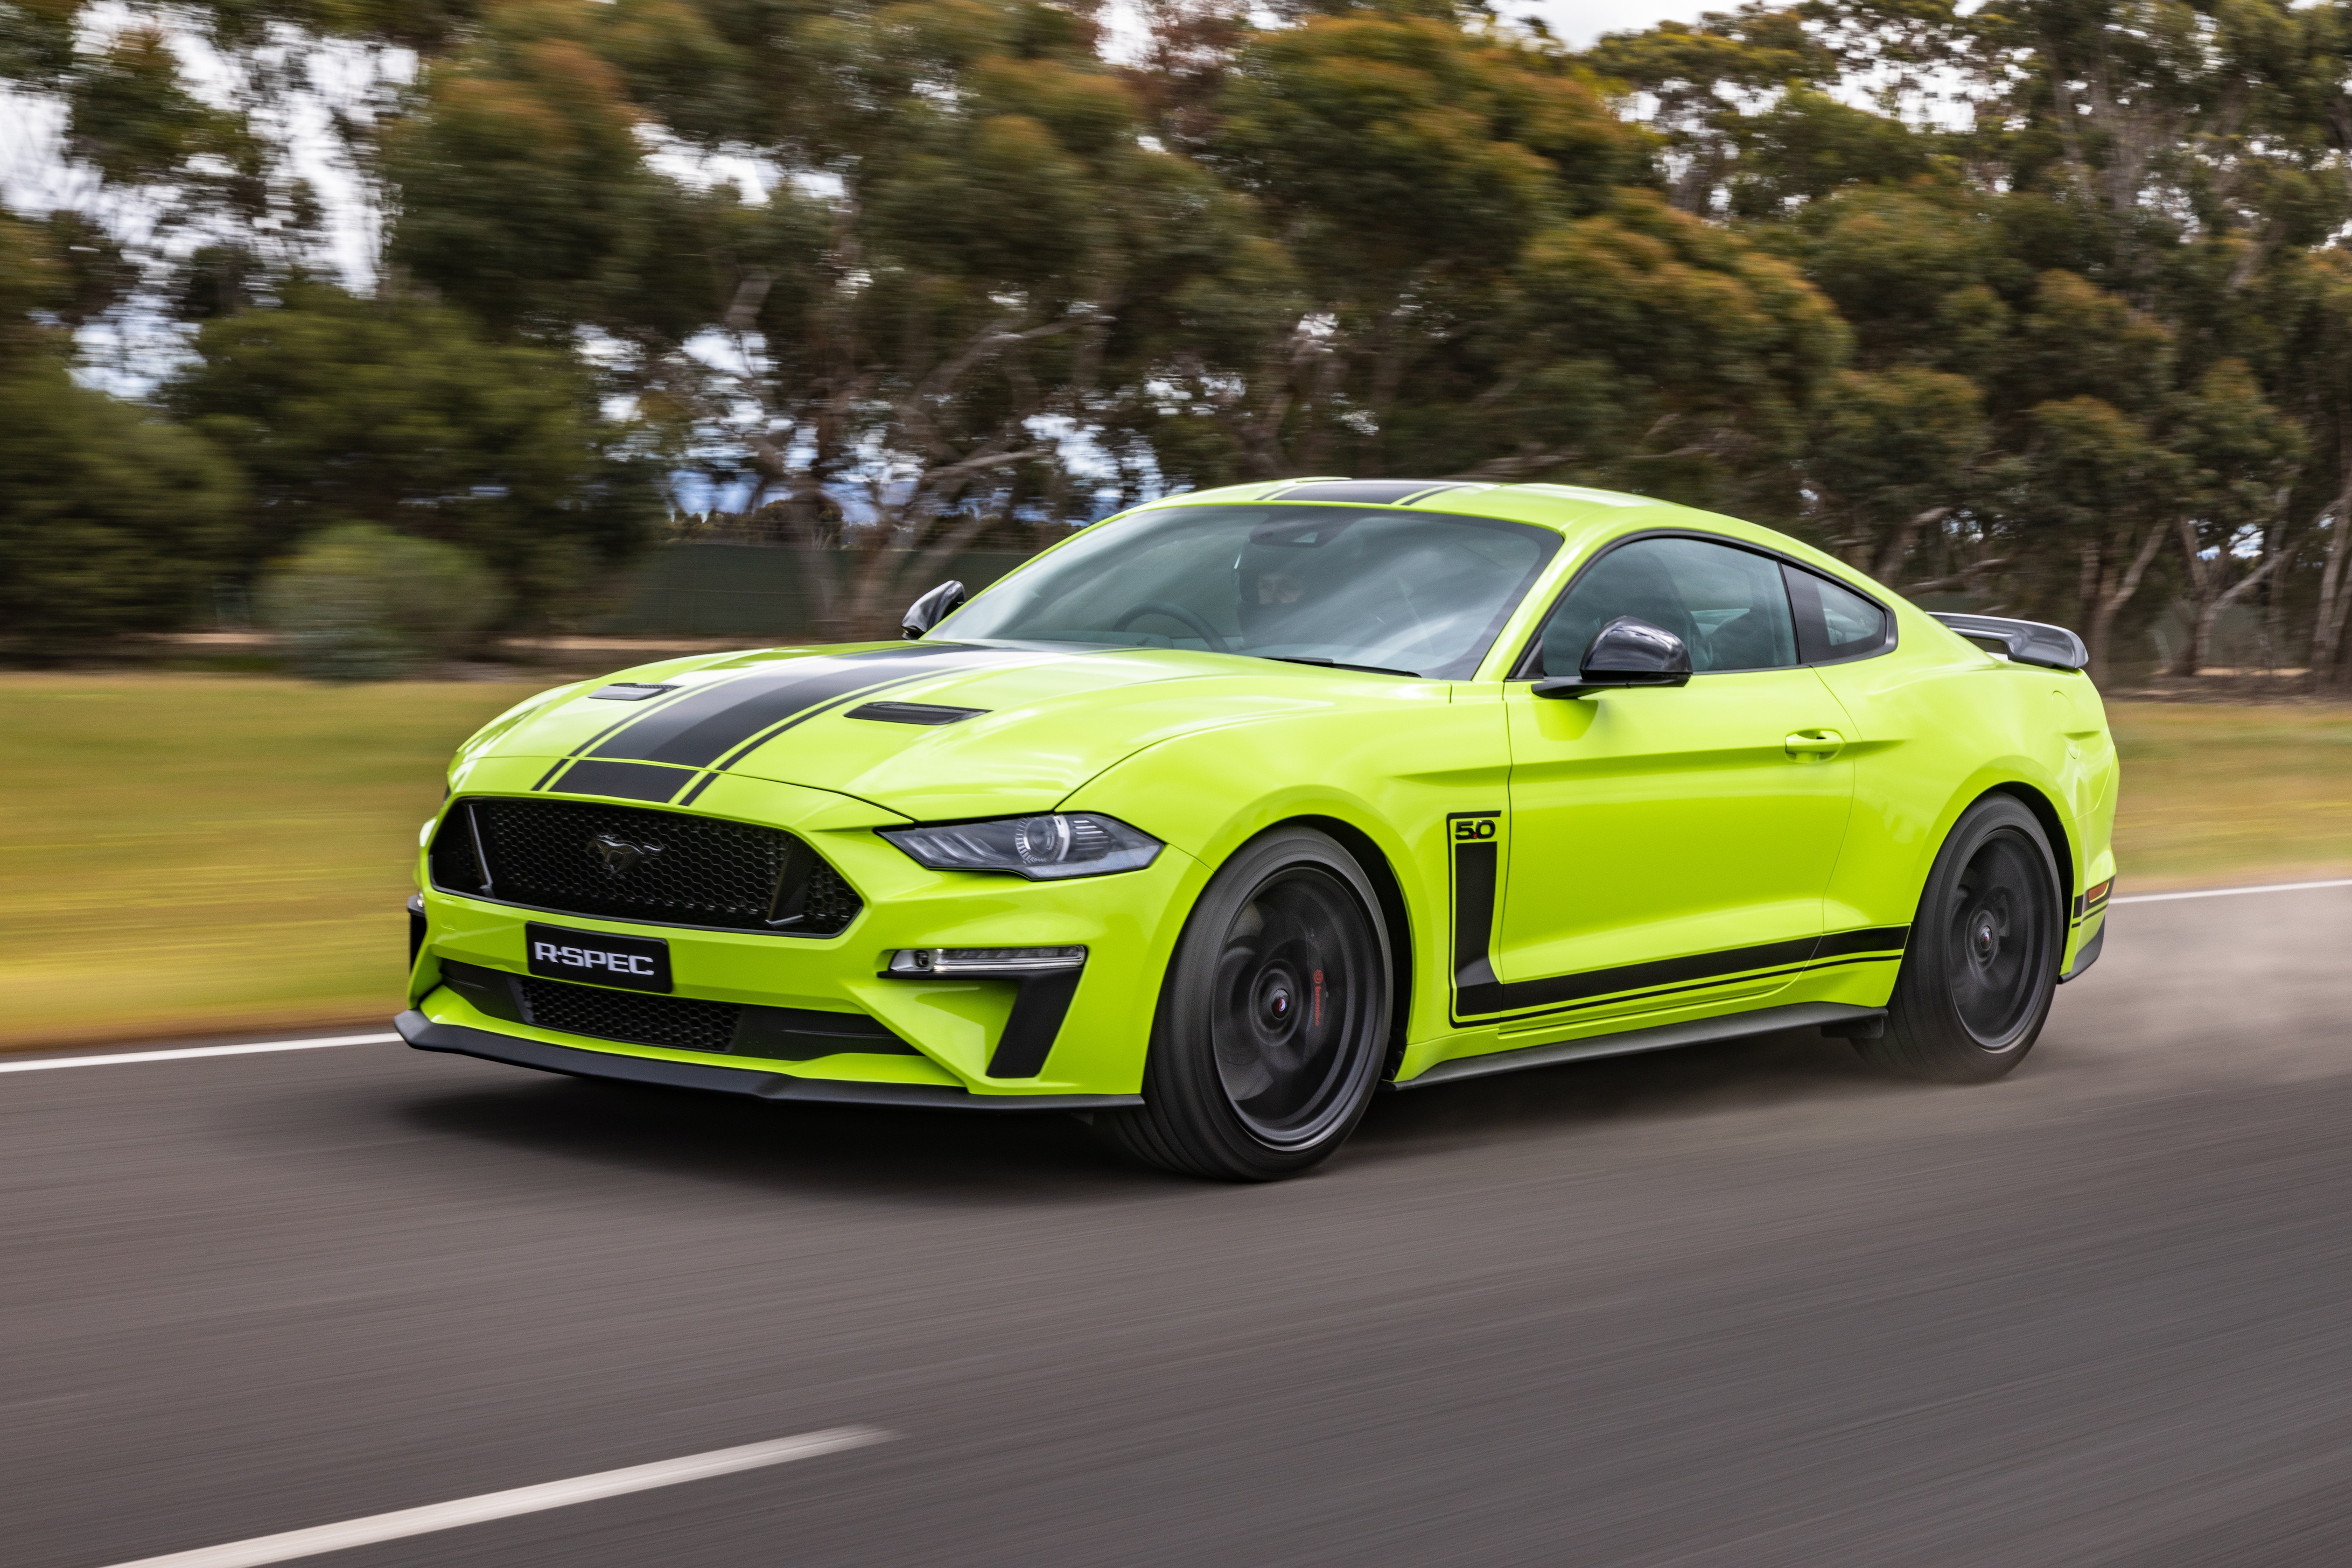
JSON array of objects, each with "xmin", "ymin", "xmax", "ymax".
[{"xmin": 1388, "ymin": 1002, "xmax": 1886, "ymax": 1091}]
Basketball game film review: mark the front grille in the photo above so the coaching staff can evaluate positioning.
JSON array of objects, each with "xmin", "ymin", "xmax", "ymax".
[
  {"xmin": 517, "ymin": 975, "xmax": 741, "ymax": 1054},
  {"xmin": 430, "ymin": 799, "xmax": 861, "ymax": 935}
]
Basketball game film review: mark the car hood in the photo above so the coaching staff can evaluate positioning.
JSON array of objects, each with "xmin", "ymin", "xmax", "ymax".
[{"xmin": 463, "ymin": 641, "xmax": 1374, "ymax": 820}]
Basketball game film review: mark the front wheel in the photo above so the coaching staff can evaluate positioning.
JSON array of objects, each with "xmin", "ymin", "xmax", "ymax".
[
  {"xmin": 1857, "ymin": 793, "xmax": 2063, "ymax": 1084},
  {"xmin": 1103, "ymin": 827, "xmax": 1391, "ymax": 1181}
]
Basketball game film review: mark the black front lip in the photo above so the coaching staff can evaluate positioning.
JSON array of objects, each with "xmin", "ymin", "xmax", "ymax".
[{"xmin": 395, "ymin": 1011, "xmax": 1142, "ymax": 1111}]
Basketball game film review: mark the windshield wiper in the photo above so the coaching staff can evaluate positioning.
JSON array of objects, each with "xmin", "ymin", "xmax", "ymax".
[{"xmin": 1263, "ymin": 655, "xmax": 1422, "ymax": 678}]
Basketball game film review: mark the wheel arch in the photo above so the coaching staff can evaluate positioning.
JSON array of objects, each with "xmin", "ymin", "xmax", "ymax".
[
  {"xmin": 1979, "ymin": 780, "xmax": 2076, "ymax": 916},
  {"xmin": 1282, "ymin": 814, "xmax": 1415, "ymax": 1080}
]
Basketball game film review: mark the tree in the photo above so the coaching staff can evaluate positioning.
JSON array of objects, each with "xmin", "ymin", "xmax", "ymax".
[
  {"xmin": 380, "ymin": 0, "xmax": 1305, "ymax": 636},
  {"xmin": 0, "ymin": 211, "xmax": 246, "ymax": 655},
  {"xmin": 165, "ymin": 285, "xmax": 661, "ymax": 622}
]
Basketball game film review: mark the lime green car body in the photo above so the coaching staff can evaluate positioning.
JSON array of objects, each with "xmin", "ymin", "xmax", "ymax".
[{"xmin": 405, "ymin": 481, "xmax": 2117, "ymax": 1104}]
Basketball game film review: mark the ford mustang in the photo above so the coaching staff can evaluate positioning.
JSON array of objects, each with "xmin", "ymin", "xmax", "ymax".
[{"xmin": 400, "ymin": 479, "xmax": 2117, "ymax": 1179}]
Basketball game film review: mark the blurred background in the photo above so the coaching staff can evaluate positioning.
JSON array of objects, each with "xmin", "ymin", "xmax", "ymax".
[{"xmin": 5, "ymin": 0, "xmax": 2352, "ymax": 1049}]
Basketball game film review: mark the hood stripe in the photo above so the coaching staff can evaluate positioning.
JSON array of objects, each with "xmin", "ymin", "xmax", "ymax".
[
  {"xmin": 531, "ymin": 646, "xmax": 1027, "ymax": 801},
  {"xmin": 543, "ymin": 759, "xmax": 701, "ymax": 803},
  {"xmin": 581, "ymin": 646, "xmax": 1008, "ymax": 771}
]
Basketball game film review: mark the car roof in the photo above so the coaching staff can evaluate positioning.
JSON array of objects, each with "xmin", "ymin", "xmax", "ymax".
[
  {"xmin": 1147, "ymin": 477, "xmax": 1820, "ymax": 547},
  {"xmin": 1129, "ymin": 478, "xmax": 1894, "ymax": 604},
  {"xmin": 1138, "ymin": 478, "xmax": 1711, "ymax": 533}
]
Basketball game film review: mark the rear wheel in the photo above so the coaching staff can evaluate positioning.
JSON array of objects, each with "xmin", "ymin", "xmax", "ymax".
[
  {"xmin": 1857, "ymin": 793, "xmax": 2063, "ymax": 1084},
  {"xmin": 1104, "ymin": 827, "xmax": 1391, "ymax": 1181}
]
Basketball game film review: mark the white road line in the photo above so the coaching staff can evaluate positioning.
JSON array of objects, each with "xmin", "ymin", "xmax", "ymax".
[
  {"xmin": 97, "ymin": 1427, "xmax": 893, "ymax": 1568},
  {"xmin": 2112, "ymin": 878, "xmax": 2352, "ymax": 906},
  {"xmin": 0, "ymin": 1033, "xmax": 400, "ymax": 1075}
]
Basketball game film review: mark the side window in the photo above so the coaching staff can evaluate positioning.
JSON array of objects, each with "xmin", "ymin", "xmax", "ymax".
[
  {"xmin": 1536, "ymin": 536, "xmax": 1798, "ymax": 676},
  {"xmin": 1783, "ymin": 565, "xmax": 1891, "ymax": 663}
]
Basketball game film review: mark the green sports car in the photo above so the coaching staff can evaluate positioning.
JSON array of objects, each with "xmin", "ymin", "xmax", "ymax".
[{"xmin": 400, "ymin": 479, "xmax": 2117, "ymax": 1179}]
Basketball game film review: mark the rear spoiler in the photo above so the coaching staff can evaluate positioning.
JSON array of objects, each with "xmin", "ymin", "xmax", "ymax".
[{"xmin": 1928, "ymin": 612, "xmax": 2090, "ymax": 673}]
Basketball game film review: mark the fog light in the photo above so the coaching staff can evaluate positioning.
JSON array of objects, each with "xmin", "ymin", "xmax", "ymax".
[{"xmin": 887, "ymin": 946, "xmax": 1087, "ymax": 977}]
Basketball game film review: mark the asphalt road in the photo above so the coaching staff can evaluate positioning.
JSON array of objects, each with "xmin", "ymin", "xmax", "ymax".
[{"xmin": 8, "ymin": 889, "xmax": 2352, "ymax": 1567}]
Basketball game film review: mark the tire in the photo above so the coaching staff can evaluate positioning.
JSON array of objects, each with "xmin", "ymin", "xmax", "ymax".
[
  {"xmin": 1103, "ymin": 827, "xmax": 1392, "ymax": 1181},
  {"xmin": 1857, "ymin": 793, "xmax": 2063, "ymax": 1084}
]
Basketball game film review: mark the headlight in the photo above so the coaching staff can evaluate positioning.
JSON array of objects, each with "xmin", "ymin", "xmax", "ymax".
[{"xmin": 878, "ymin": 813, "xmax": 1163, "ymax": 880}]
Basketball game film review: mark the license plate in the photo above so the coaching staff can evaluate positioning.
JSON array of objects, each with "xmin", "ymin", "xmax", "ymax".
[{"xmin": 525, "ymin": 922, "xmax": 672, "ymax": 993}]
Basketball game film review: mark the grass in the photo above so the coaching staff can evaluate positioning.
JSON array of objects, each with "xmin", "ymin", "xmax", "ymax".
[
  {"xmin": 2, "ymin": 678, "xmax": 2348, "ymax": 1051},
  {"xmin": 0, "ymin": 674, "xmax": 542, "ymax": 1050},
  {"xmin": 2109, "ymin": 700, "xmax": 2352, "ymax": 890}
]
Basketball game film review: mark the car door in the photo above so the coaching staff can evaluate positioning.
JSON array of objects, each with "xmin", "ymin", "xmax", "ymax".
[{"xmin": 1462, "ymin": 534, "xmax": 1857, "ymax": 1027}]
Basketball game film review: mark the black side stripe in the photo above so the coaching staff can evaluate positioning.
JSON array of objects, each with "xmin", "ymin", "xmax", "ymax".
[
  {"xmin": 1464, "ymin": 952, "xmax": 1905, "ymax": 1027},
  {"xmin": 1447, "ymin": 818, "xmax": 1907, "ymax": 1024}
]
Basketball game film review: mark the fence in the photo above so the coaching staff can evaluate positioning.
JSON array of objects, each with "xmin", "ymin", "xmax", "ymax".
[{"xmin": 594, "ymin": 545, "xmax": 1042, "ymax": 640}]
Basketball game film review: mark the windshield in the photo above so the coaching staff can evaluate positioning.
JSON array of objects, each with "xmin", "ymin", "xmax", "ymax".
[{"xmin": 935, "ymin": 504, "xmax": 1559, "ymax": 678}]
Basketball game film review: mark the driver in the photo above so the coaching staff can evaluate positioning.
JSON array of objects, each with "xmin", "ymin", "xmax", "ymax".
[{"xmin": 1236, "ymin": 515, "xmax": 1352, "ymax": 647}]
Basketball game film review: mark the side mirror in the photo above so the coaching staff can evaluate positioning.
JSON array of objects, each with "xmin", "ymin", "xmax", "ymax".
[
  {"xmin": 901, "ymin": 579, "xmax": 967, "ymax": 640},
  {"xmin": 1533, "ymin": 616, "xmax": 1692, "ymax": 698}
]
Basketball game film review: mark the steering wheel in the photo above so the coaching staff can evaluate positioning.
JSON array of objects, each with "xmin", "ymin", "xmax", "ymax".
[{"xmin": 1112, "ymin": 600, "xmax": 1232, "ymax": 653}]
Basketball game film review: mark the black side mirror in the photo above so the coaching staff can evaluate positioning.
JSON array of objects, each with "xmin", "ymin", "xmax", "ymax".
[
  {"xmin": 1533, "ymin": 615, "xmax": 1692, "ymax": 698},
  {"xmin": 901, "ymin": 579, "xmax": 967, "ymax": 640}
]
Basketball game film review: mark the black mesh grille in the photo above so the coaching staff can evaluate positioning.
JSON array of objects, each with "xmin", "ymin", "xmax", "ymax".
[
  {"xmin": 429, "ymin": 811, "xmax": 485, "ymax": 894},
  {"xmin": 429, "ymin": 799, "xmax": 861, "ymax": 935},
  {"xmin": 801, "ymin": 860, "xmax": 862, "ymax": 932},
  {"xmin": 519, "ymin": 975, "xmax": 742, "ymax": 1054}
]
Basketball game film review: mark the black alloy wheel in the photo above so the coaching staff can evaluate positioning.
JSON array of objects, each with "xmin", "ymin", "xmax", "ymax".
[
  {"xmin": 1858, "ymin": 793, "xmax": 2063, "ymax": 1084},
  {"xmin": 1104, "ymin": 827, "xmax": 1391, "ymax": 1180}
]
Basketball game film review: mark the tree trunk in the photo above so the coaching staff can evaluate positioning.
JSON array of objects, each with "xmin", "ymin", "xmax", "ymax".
[
  {"xmin": 2167, "ymin": 515, "xmax": 2221, "ymax": 677},
  {"xmin": 2308, "ymin": 465, "xmax": 2352, "ymax": 686},
  {"xmin": 1873, "ymin": 506, "xmax": 1951, "ymax": 585},
  {"xmin": 2088, "ymin": 521, "xmax": 2167, "ymax": 688}
]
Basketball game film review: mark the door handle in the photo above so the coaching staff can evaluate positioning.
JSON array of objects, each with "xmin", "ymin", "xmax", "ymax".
[{"xmin": 1784, "ymin": 729, "xmax": 1844, "ymax": 759}]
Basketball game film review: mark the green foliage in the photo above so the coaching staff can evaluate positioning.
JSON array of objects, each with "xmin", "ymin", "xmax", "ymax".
[
  {"xmin": 164, "ymin": 286, "xmax": 661, "ymax": 622},
  {"xmin": 1811, "ymin": 368, "xmax": 1986, "ymax": 575},
  {"xmin": 381, "ymin": 19, "xmax": 672, "ymax": 333},
  {"xmin": 65, "ymin": 28, "xmax": 227, "ymax": 185},
  {"xmin": 0, "ymin": 323, "xmax": 246, "ymax": 654},
  {"xmin": 1214, "ymin": 16, "xmax": 1633, "ymax": 293},
  {"xmin": 0, "ymin": 210, "xmax": 246, "ymax": 655},
  {"xmin": 10, "ymin": 0, "xmax": 2352, "ymax": 673},
  {"xmin": 258, "ymin": 523, "xmax": 506, "ymax": 680}
]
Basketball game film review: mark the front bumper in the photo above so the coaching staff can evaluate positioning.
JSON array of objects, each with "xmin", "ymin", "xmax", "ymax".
[
  {"xmin": 408, "ymin": 769, "xmax": 1208, "ymax": 1099},
  {"xmin": 398, "ymin": 1011, "xmax": 1142, "ymax": 1110}
]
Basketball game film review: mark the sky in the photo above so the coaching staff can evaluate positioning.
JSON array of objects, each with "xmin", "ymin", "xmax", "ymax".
[{"xmin": 1535, "ymin": 0, "xmax": 1716, "ymax": 47}]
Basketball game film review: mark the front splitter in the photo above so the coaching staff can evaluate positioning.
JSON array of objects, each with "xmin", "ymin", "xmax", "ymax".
[{"xmin": 396, "ymin": 1011, "xmax": 1142, "ymax": 1111}]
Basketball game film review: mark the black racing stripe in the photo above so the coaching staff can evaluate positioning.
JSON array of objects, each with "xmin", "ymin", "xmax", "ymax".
[
  {"xmin": 704, "ymin": 668, "xmax": 963, "ymax": 773},
  {"xmin": 570, "ymin": 679, "xmax": 716, "ymax": 755},
  {"xmin": 1455, "ymin": 935, "xmax": 1823, "ymax": 1021},
  {"xmin": 543, "ymin": 759, "xmax": 697, "ymax": 803},
  {"xmin": 585, "ymin": 646, "xmax": 1000, "ymax": 769},
  {"xmin": 1813, "ymin": 925, "xmax": 1910, "ymax": 960},
  {"xmin": 673, "ymin": 769, "xmax": 723, "ymax": 809},
  {"xmin": 1275, "ymin": 479, "xmax": 1465, "ymax": 505},
  {"xmin": 667, "ymin": 669, "xmax": 961, "ymax": 809},
  {"xmin": 1467, "ymin": 954, "xmax": 1902, "ymax": 1027}
]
